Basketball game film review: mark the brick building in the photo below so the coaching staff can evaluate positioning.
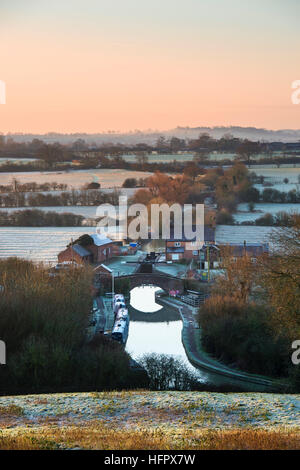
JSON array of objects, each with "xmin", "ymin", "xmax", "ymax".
[
  {"xmin": 58, "ymin": 234, "xmax": 115, "ymax": 265},
  {"xmin": 165, "ymin": 226, "xmax": 215, "ymax": 261},
  {"xmin": 199, "ymin": 241, "xmax": 269, "ymax": 269}
]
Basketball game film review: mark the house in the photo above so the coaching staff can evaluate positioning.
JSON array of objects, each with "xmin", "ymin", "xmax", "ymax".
[
  {"xmin": 218, "ymin": 242, "xmax": 269, "ymax": 263},
  {"xmin": 57, "ymin": 233, "xmax": 115, "ymax": 265},
  {"xmin": 94, "ymin": 264, "xmax": 113, "ymax": 276},
  {"xmin": 93, "ymin": 263, "xmax": 113, "ymax": 291},
  {"xmin": 86, "ymin": 234, "xmax": 115, "ymax": 263},
  {"xmin": 165, "ymin": 226, "xmax": 215, "ymax": 261},
  {"xmin": 199, "ymin": 241, "xmax": 269, "ymax": 269}
]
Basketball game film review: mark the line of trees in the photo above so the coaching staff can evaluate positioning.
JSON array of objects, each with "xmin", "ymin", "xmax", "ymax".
[
  {"xmin": 1, "ymin": 133, "xmax": 298, "ymax": 173},
  {"xmin": 261, "ymin": 188, "xmax": 300, "ymax": 203},
  {"xmin": 0, "ymin": 180, "xmax": 68, "ymax": 193},
  {"xmin": 0, "ymin": 209, "xmax": 85, "ymax": 227},
  {"xmin": 240, "ymin": 211, "xmax": 300, "ymax": 227},
  {"xmin": 0, "ymin": 188, "xmax": 121, "ymax": 208},
  {"xmin": 2, "ymin": 132, "xmax": 298, "ymax": 158}
]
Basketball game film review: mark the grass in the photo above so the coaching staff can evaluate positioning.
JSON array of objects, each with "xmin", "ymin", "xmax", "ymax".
[
  {"xmin": 0, "ymin": 434, "xmax": 59, "ymax": 450},
  {"xmin": 0, "ymin": 426, "xmax": 299, "ymax": 450},
  {"xmin": 0, "ymin": 391, "xmax": 299, "ymax": 450},
  {"xmin": 0, "ymin": 405, "xmax": 24, "ymax": 417}
]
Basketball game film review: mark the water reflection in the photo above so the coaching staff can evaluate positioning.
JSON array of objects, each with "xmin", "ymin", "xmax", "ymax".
[
  {"xmin": 127, "ymin": 286, "xmax": 208, "ymax": 383},
  {"xmin": 127, "ymin": 286, "xmax": 269, "ymax": 391},
  {"xmin": 126, "ymin": 320, "xmax": 187, "ymax": 358},
  {"xmin": 130, "ymin": 286, "xmax": 162, "ymax": 313}
]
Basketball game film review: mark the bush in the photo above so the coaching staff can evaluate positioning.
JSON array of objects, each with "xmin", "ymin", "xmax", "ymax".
[
  {"xmin": 248, "ymin": 201, "xmax": 255, "ymax": 212},
  {"xmin": 255, "ymin": 213, "xmax": 274, "ymax": 226},
  {"xmin": 85, "ymin": 182, "xmax": 101, "ymax": 190},
  {"xmin": 70, "ymin": 234, "xmax": 94, "ymax": 246},
  {"xmin": 239, "ymin": 187, "xmax": 260, "ymax": 203},
  {"xmin": 262, "ymin": 188, "xmax": 287, "ymax": 203},
  {"xmin": 139, "ymin": 353, "xmax": 198, "ymax": 390},
  {"xmin": 198, "ymin": 296, "xmax": 289, "ymax": 377},
  {"xmin": 122, "ymin": 178, "xmax": 137, "ymax": 188},
  {"xmin": 216, "ymin": 210, "xmax": 235, "ymax": 225}
]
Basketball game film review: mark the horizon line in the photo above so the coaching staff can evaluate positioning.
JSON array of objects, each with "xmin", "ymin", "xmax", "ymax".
[{"xmin": 2, "ymin": 125, "xmax": 300, "ymax": 136}]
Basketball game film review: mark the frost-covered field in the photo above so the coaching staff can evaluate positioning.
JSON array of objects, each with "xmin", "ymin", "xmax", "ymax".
[
  {"xmin": 215, "ymin": 225, "xmax": 274, "ymax": 245},
  {"xmin": 251, "ymin": 165, "xmax": 300, "ymax": 181},
  {"xmin": 120, "ymin": 152, "xmax": 293, "ymax": 162},
  {"xmin": 0, "ymin": 391, "xmax": 299, "ymax": 431},
  {"xmin": 118, "ymin": 153, "xmax": 195, "ymax": 162},
  {"xmin": 254, "ymin": 183, "xmax": 299, "ymax": 193},
  {"xmin": 235, "ymin": 203, "xmax": 300, "ymax": 223},
  {"xmin": 0, "ymin": 169, "xmax": 153, "ymax": 189},
  {"xmin": 0, "ymin": 226, "xmax": 94, "ymax": 263},
  {"xmin": 0, "ymin": 391, "xmax": 299, "ymax": 449},
  {"xmin": 0, "ymin": 225, "xmax": 277, "ymax": 263},
  {"xmin": 0, "ymin": 158, "xmax": 37, "ymax": 166},
  {"xmin": 248, "ymin": 165, "xmax": 300, "ymax": 193}
]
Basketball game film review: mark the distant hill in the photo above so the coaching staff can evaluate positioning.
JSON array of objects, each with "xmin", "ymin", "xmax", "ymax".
[
  {"xmin": 4, "ymin": 126, "xmax": 300, "ymax": 144},
  {"xmin": 168, "ymin": 126, "xmax": 300, "ymax": 143}
]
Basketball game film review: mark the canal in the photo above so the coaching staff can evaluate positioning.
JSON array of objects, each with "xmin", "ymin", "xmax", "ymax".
[
  {"xmin": 126, "ymin": 285, "xmax": 209, "ymax": 383},
  {"xmin": 125, "ymin": 285, "xmax": 272, "ymax": 391}
]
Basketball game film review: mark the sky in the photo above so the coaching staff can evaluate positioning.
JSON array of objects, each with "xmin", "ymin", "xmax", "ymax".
[{"xmin": 0, "ymin": 0, "xmax": 300, "ymax": 133}]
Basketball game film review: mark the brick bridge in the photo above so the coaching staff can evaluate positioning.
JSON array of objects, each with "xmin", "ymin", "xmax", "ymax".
[{"xmin": 116, "ymin": 272, "xmax": 184, "ymax": 293}]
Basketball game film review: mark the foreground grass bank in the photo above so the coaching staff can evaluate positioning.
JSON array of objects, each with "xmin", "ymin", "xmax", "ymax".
[{"xmin": 0, "ymin": 391, "xmax": 299, "ymax": 450}]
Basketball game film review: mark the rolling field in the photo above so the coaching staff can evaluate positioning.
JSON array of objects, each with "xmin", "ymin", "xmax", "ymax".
[{"xmin": 0, "ymin": 391, "xmax": 299, "ymax": 450}]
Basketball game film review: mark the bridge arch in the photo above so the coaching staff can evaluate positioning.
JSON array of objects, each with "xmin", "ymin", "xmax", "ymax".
[{"xmin": 116, "ymin": 272, "xmax": 184, "ymax": 294}]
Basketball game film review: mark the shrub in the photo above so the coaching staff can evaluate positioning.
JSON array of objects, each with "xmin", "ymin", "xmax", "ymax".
[
  {"xmin": 139, "ymin": 353, "xmax": 198, "ymax": 390},
  {"xmin": 255, "ymin": 213, "xmax": 274, "ymax": 226},
  {"xmin": 216, "ymin": 210, "xmax": 235, "ymax": 225},
  {"xmin": 239, "ymin": 187, "xmax": 260, "ymax": 203},
  {"xmin": 248, "ymin": 201, "xmax": 255, "ymax": 212},
  {"xmin": 122, "ymin": 178, "xmax": 138, "ymax": 188},
  {"xmin": 198, "ymin": 296, "xmax": 289, "ymax": 377}
]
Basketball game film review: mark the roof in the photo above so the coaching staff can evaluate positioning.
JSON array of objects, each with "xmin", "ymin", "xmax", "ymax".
[
  {"xmin": 90, "ymin": 233, "xmax": 113, "ymax": 247},
  {"xmin": 72, "ymin": 244, "xmax": 91, "ymax": 257},
  {"xmin": 100, "ymin": 263, "xmax": 113, "ymax": 273},
  {"xmin": 167, "ymin": 225, "xmax": 215, "ymax": 243},
  {"xmin": 200, "ymin": 244, "xmax": 220, "ymax": 251},
  {"xmin": 166, "ymin": 247, "xmax": 185, "ymax": 253},
  {"xmin": 219, "ymin": 243, "xmax": 269, "ymax": 257}
]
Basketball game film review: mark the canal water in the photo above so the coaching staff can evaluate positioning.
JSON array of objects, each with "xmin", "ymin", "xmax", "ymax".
[
  {"xmin": 126, "ymin": 286, "xmax": 270, "ymax": 391},
  {"xmin": 126, "ymin": 285, "xmax": 209, "ymax": 383}
]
